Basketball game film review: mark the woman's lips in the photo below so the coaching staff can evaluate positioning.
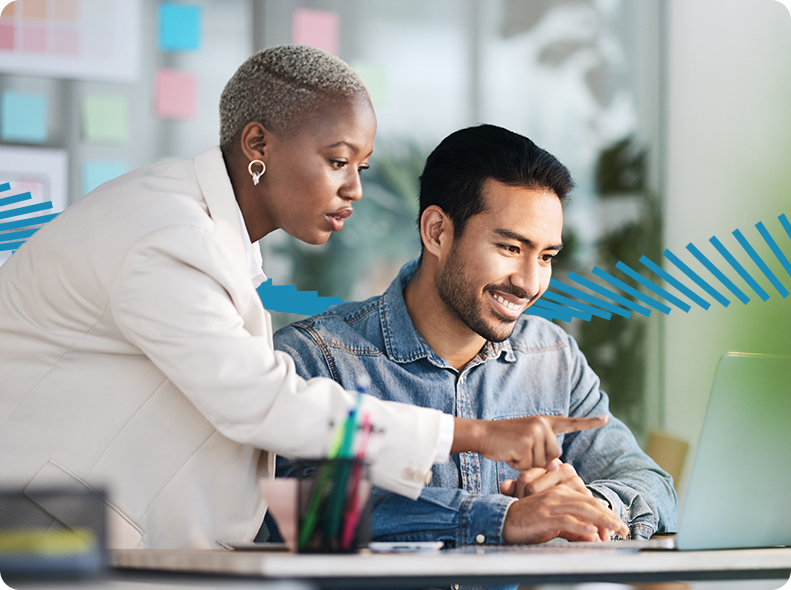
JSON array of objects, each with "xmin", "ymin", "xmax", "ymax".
[{"xmin": 327, "ymin": 208, "xmax": 353, "ymax": 231}]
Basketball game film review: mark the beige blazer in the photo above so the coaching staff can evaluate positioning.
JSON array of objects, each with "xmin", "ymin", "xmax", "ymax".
[{"xmin": 0, "ymin": 147, "xmax": 444, "ymax": 549}]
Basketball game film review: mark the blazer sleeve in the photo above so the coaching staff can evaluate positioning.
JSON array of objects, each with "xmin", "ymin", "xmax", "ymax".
[{"xmin": 109, "ymin": 224, "xmax": 445, "ymax": 499}]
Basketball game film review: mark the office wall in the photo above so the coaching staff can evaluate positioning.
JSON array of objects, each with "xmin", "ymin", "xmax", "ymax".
[{"xmin": 663, "ymin": 0, "xmax": 791, "ymax": 492}]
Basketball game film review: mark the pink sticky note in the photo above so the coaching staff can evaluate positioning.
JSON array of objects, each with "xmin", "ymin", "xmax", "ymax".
[
  {"xmin": 292, "ymin": 8, "xmax": 339, "ymax": 56},
  {"xmin": 154, "ymin": 68, "xmax": 197, "ymax": 120}
]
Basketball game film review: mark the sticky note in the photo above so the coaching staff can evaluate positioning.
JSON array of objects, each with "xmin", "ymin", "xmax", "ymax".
[
  {"xmin": 82, "ymin": 95, "xmax": 128, "ymax": 143},
  {"xmin": 158, "ymin": 2, "xmax": 202, "ymax": 52},
  {"xmin": 0, "ymin": 22, "xmax": 15, "ymax": 51},
  {"xmin": 292, "ymin": 8, "xmax": 339, "ymax": 56},
  {"xmin": 154, "ymin": 68, "xmax": 197, "ymax": 120},
  {"xmin": 82, "ymin": 160, "xmax": 127, "ymax": 195},
  {"xmin": 349, "ymin": 61, "xmax": 388, "ymax": 108},
  {"xmin": 1, "ymin": 91, "xmax": 47, "ymax": 143}
]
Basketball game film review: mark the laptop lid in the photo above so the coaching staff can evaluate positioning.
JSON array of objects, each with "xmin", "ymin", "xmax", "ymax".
[{"xmin": 676, "ymin": 352, "xmax": 791, "ymax": 550}]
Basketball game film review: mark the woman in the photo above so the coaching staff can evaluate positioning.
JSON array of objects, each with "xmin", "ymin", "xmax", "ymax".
[{"xmin": 0, "ymin": 45, "xmax": 595, "ymax": 549}]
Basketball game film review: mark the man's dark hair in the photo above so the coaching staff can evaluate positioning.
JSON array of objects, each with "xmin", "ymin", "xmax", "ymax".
[{"xmin": 418, "ymin": 124, "xmax": 574, "ymax": 240}]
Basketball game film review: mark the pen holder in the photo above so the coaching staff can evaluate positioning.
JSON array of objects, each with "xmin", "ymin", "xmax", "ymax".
[{"xmin": 295, "ymin": 458, "xmax": 372, "ymax": 553}]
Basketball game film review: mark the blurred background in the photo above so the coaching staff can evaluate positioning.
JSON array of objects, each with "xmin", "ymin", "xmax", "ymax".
[{"xmin": 1, "ymin": 0, "xmax": 790, "ymax": 528}]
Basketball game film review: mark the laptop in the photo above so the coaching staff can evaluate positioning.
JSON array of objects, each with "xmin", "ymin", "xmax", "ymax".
[{"xmin": 674, "ymin": 352, "xmax": 791, "ymax": 550}]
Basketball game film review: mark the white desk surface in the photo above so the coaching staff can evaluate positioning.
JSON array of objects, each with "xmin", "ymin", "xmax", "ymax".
[{"xmin": 110, "ymin": 546, "xmax": 791, "ymax": 588}]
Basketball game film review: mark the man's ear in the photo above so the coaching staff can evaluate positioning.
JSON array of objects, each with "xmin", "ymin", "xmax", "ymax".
[
  {"xmin": 239, "ymin": 121, "xmax": 269, "ymax": 162},
  {"xmin": 420, "ymin": 205, "xmax": 454, "ymax": 261}
]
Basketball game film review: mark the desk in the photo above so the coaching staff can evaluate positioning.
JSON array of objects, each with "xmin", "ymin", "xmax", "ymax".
[{"xmin": 108, "ymin": 547, "xmax": 791, "ymax": 589}]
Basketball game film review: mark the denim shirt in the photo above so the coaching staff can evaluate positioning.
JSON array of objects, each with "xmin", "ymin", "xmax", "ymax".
[{"xmin": 274, "ymin": 259, "xmax": 678, "ymax": 547}]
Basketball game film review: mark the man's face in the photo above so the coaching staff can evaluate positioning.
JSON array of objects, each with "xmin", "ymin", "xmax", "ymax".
[{"xmin": 435, "ymin": 178, "xmax": 564, "ymax": 342}]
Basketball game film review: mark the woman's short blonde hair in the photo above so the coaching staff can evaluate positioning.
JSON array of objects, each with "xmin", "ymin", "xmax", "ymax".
[{"xmin": 219, "ymin": 45, "xmax": 370, "ymax": 150}]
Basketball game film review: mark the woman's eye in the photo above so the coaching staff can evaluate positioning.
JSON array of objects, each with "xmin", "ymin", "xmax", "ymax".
[
  {"xmin": 330, "ymin": 160, "xmax": 347, "ymax": 169},
  {"xmin": 358, "ymin": 164, "xmax": 370, "ymax": 173}
]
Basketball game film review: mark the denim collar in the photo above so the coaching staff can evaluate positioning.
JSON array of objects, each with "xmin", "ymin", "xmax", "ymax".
[{"xmin": 379, "ymin": 258, "xmax": 517, "ymax": 368}]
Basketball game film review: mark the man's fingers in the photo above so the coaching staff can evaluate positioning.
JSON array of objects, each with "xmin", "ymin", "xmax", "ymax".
[
  {"xmin": 500, "ymin": 479, "xmax": 516, "ymax": 496},
  {"xmin": 551, "ymin": 495, "xmax": 627, "ymax": 536},
  {"xmin": 549, "ymin": 415, "xmax": 609, "ymax": 435}
]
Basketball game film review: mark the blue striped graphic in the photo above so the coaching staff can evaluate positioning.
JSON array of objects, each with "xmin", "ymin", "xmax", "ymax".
[
  {"xmin": 540, "ymin": 290, "xmax": 612, "ymax": 320},
  {"xmin": 532, "ymin": 299, "xmax": 593, "ymax": 322},
  {"xmin": 528, "ymin": 302, "xmax": 575, "ymax": 323},
  {"xmin": 0, "ymin": 213, "xmax": 60, "ymax": 232},
  {"xmin": 0, "ymin": 242, "xmax": 25, "ymax": 251},
  {"xmin": 591, "ymin": 267, "xmax": 671, "ymax": 314},
  {"xmin": 0, "ymin": 229, "xmax": 38, "ymax": 243},
  {"xmin": 0, "ymin": 191, "xmax": 32, "ymax": 208},
  {"xmin": 780, "ymin": 214, "xmax": 791, "ymax": 240},
  {"xmin": 566, "ymin": 272, "xmax": 652, "ymax": 316},
  {"xmin": 616, "ymin": 261, "xmax": 691, "ymax": 312},
  {"xmin": 756, "ymin": 221, "xmax": 791, "ymax": 280},
  {"xmin": 709, "ymin": 236, "xmax": 765, "ymax": 302},
  {"xmin": 256, "ymin": 279, "xmax": 342, "ymax": 316},
  {"xmin": 639, "ymin": 255, "xmax": 710, "ymax": 310},
  {"xmin": 0, "ymin": 201, "xmax": 53, "ymax": 220},
  {"xmin": 733, "ymin": 229, "xmax": 789, "ymax": 298},
  {"xmin": 549, "ymin": 278, "xmax": 631, "ymax": 317},
  {"xmin": 684, "ymin": 244, "xmax": 739, "ymax": 307},
  {"xmin": 0, "ymin": 182, "xmax": 10, "ymax": 192},
  {"xmin": 662, "ymin": 248, "xmax": 731, "ymax": 307},
  {"xmin": 524, "ymin": 306, "xmax": 565, "ymax": 322}
]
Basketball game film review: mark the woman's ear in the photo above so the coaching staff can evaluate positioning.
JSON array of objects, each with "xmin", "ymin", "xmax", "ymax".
[
  {"xmin": 239, "ymin": 121, "xmax": 269, "ymax": 162},
  {"xmin": 420, "ymin": 205, "xmax": 454, "ymax": 262}
]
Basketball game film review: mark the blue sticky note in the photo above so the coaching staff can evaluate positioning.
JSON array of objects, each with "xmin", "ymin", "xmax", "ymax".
[
  {"xmin": 83, "ymin": 160, "xmax": 128, "ymax": 196},
  {"xmin": 158, "ymin": 3, "xmax": 202, "ymax": 52},
  {"xmin": 1, "ymin": 91, "xmax": 48, "ymax": 143}
]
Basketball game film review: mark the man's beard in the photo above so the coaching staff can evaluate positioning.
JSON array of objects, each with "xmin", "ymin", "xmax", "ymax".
[{"xmin": 435, "ymin": 248, "xmax": 525, "ymax": 343}]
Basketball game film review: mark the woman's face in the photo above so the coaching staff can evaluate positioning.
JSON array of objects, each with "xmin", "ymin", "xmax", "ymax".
[{"xmin": 262, "ymin": 98, "xmax": 377, "ymax": 245}]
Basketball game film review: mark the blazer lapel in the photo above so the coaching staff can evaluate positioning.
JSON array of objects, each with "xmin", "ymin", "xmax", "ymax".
[{"xmin": 193, "ymin": 146, "xmax": 247, "ymax": 266}]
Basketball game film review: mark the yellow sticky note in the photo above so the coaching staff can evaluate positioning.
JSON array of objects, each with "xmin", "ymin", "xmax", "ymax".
[{"xmin": 82, "ymin": 94, "xmax": 128, "ymax": 144}]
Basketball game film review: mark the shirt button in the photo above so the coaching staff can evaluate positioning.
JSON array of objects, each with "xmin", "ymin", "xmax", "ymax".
[
  {"xmin": 452, "ymin": 584, "xmax": 460, "ymax": 590},
  {"xmin": 475, "ymin": 534, "xmax": 485, "ymax": 544}
]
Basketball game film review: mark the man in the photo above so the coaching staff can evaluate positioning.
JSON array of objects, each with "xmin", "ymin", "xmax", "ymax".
[{"xmin": 274, "ymin": 124, "xmax": 677, "ymax": 545}]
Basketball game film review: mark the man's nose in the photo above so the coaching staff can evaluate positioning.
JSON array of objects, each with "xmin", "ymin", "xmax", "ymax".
[{"xmin": 511, "ymin": 258, "xmax": 541, "ymax": 301}]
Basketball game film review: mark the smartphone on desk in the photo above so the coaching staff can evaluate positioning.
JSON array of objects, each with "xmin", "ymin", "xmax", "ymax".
[{"xmin": 368, "ymin": 541, "xmax": 444, "ymax": 553}]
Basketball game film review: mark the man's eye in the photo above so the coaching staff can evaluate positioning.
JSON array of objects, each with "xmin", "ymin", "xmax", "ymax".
[
  {"xmin": 542, "ymin": 254, "xmax": 556, "ymax": 263},
  {"xmin": 500, "ymin": 244, "xmax": 520, "ymax": 254}
]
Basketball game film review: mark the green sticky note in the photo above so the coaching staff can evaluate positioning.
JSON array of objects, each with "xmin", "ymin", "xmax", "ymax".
[
  {"xmin": 349, "ymin": 61, "xmax": 388, "ymax": 108},
  {"xmin": 82, "ymin": 95, "xmax": 128, "ymax": 144}
]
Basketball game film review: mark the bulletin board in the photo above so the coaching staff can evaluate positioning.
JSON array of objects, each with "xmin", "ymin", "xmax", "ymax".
[{"xmin": 0, "ymin": 0, "xmax": 141, "ymax": 82}]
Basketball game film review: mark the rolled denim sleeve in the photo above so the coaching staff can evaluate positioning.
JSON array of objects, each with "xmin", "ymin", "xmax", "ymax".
[
  {"xmin": 371, "ymin": 486, "xmax": 516, "ymax": 546},
  {"xmin": 562, "ymin": 334, "xmax": 678, "ymax": 538}
]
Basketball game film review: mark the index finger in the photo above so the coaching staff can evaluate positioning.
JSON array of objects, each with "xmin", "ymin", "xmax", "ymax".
[{"xmin": 549, "ymin": 415, "xmax": 609, "ymax": 435}]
